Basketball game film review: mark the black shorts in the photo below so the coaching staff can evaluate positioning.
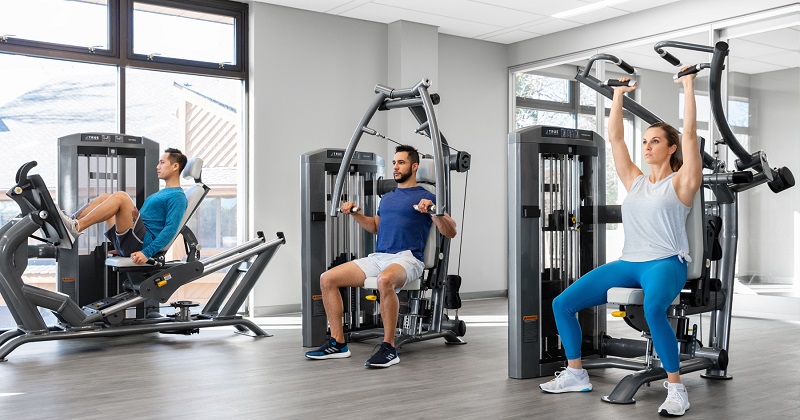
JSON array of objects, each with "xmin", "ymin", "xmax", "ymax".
[{"xmin": 105, "ymin": 216, "xmax": 146, "ymax": 257}]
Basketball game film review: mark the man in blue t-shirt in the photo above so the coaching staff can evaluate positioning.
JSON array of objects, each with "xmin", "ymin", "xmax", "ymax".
[
  {"xmin": 57, "ymin": 148, "xmax": 189, "ymax": 266},
  {"xmin": 306, "ymin": 145, "xmax": 457, "ymax": 368}
]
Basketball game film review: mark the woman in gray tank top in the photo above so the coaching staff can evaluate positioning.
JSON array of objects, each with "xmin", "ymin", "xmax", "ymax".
[{"xmin": 538, "ymin": 70, "xmax": 703, "ymax": 417}]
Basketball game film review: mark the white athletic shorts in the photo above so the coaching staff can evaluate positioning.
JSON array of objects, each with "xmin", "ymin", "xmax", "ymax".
[{"xmin": 353, "ymin": 250, "xmax": 425, "ymax": 292}]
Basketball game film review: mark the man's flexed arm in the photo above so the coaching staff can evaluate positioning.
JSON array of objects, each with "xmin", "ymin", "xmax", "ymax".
[
  {"xmin": 339, "ymin": 201, "xmax": 379, "ymax": 234},
  {"xmin": 415, "ymin": 198, "xmax": 457, "ymax": 239}
]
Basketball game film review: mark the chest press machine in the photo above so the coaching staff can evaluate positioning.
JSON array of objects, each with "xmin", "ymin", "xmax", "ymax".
[
  {"xmin": 509, "ymin": 41, "xmax": 794, "ymax": 403},
  {"xmin": 0, "ymin": 141, "xmax": 285, "ymax": 361},
  {"xmin": 301, "ymin": 79, "xmax": 470, "ymax": 350}
]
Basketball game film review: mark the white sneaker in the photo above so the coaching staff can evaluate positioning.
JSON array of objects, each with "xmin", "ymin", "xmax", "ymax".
[
  {"xmin": 55, "ymin": 205, "xmax": 82, "ymax": 246},
  {"xmin": 539, "ymin": 368, "xmax": 593, "ymax": 393},
  {"xmin": 658, "ymin": 381, "xmax": 690, "ymax": 416}
]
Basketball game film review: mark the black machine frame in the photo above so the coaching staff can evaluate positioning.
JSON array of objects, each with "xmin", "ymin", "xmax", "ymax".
[{"xmin": 0, "ymin": 158, "xmax": 285, "ymax": 361}]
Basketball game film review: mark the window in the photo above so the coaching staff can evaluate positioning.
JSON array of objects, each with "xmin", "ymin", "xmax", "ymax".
[
  {"xmin": 727, "ymin": 98, "xmax": 750, "ymax": 128},
  {"xmin": 131, "ymin": 1, "xmax": 242, "ymax": 69},
  {"xmin": 0, "ymin": 0, "xmax": 110, "ymax": 50},
  {"xmin": 515, "ymin": 109, "xmax": 575, "ymax": 129},
  {"xmin": 0, "ymin": 0, "xmax": 248, "ymax": 319},
  {"xmin": 679, "ymin": 91, "xmax": 711, "ymax": 123},
  {"xmin": 126, "ymin": 67, "xmax": 243, "ymax": 258},
  {"xmin": 0, "ymin": 53, "xmax": 117, "ymax": 215},
  {"xmin": 516, "ymin": 74, "xmax": 571, "ymax": 103}
]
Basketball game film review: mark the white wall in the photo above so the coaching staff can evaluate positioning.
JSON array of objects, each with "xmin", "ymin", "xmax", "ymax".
[
  {"xmin": 248, "ymin": 4, "xmax": 510, "ymax": 313},
  {"xmin": 249, "ymin": 3, "xmax": 389, "ymax": 313},
  {"xmin": 437, "ymin": 34, "xmax": 508, "ymax": 294},
  {"xmin": 740, "ymin": 68, "xmax": 800, "ymax": 283}
]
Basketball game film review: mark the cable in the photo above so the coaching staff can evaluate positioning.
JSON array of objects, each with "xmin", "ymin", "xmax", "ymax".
[
  {"xmin": 457, "ymin": 170, "xmax": 469, "ymax": 276},
  {"xmin": 362, "ymin": 125, "xmax": 463, "ymax": 153},
  {"xmin": 364, "ymin": 127, "xmax": 403, "ymax": 147}
]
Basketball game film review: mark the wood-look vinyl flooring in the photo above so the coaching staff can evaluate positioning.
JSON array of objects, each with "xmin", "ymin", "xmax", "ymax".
[{"xmin": 1, "ymin": 298, "xmax": 798, "ymax": 419}]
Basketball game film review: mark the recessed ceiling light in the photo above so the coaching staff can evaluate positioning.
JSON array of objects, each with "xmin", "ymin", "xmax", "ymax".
[{"xmin": 552, "ymin": 0, "xmax": 633, "ymax": 19}]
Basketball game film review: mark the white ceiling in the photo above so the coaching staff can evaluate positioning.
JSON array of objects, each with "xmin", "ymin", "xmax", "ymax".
[
  {"xmin": 254, "ymin": 0, "xmax": 681, "ymax": 44},
  {"xmin": 605, "ymin": 27, "xmax": 800, "ymax": 75},
  {"xmin": 254, "ymin": 0, "xmax": 800, "ymax": 74}
]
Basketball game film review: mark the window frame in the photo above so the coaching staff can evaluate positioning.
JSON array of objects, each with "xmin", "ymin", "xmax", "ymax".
[
  {"xmin": 0, "ymin": 0, "xmax": 247, "ymax": 79},
  {"xmin": 126, "ymin": 0, "xmax": 247, "ymax": 77}
]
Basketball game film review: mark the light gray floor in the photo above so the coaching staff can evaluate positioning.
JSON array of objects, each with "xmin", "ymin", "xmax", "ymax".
[{"xmin": 1, "ymin": 298, "xmax": 798, "ymax": 419}]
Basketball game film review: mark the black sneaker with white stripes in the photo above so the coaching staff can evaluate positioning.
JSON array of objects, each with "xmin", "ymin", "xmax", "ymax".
[
  {"xmin": 305, "ymin": 338, "xmax": 351, "ymax": 360},
  {"xmin": 364, "ymin": 342, "xmax": 399, "ymax": 368}
]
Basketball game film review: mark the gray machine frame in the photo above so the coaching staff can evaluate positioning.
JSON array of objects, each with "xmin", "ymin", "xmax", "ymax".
[
  {"xmin": 304, "ymin": 78, "xmax": 470, "ymax": 349},
  {"xmin": 506, "ymin": 39, "xmax": 793, "ymax": 402},
  {"xmin": 56, "ymin": 133, "xmax": 160, "ymax": 307},
  {"xmin": 301, "ymin": 148, "xmax": 383, "ymax": 347},
  {"xmin": 508, "ymin": 126, "xmax": 607, "ymax": 379}
]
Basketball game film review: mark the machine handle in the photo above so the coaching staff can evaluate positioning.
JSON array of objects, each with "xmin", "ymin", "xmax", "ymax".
[
  {"xmin": 673, "ymin": 63, "xmax": 710, "ymax": 80},
  {"xmin": 581, "ymin": 54, "xmax": 636, "ymax": 78},
  {"xmin": 617, "ymin": 59, "xmax": 636, "ymax": 74},
  {"xmin": 15, "ymin": 161, "xmax": 37, "ymax": 183},
  {"xmin": 603, "ymin": 79, "xmax": 637, "ymax": 87},
  {"xmin": 146, "ymin": 258, "xmax": 164, "ymax": 267},
  {"xmin": 413, "ymin": 204, "xmax": 437, "ymax": 214},
  {"xmin": 338, "ymin": 206, "xmax": 360, "ymax": 214},
  {"xmin": 656, "ymin": 48, "xmax": 682, "ymax": 66}
]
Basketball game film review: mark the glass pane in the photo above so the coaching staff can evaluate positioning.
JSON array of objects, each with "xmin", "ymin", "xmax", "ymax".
[
  {"xmin": 126, "ymin": 68, "xmax": 243, "ymax": 305},
  {"xmin": 727, "ymin": 25, "xmax": 799, "ymax": 299},
  {"xmin": 0, "ymin": 0, "xmax": 109, "ymax": 49},
  {"xmin": 580, "ymin": 83, "xmax": 596, "ymax": 108},
  {"xmin": 577, "ymin": 114, "xmax": 596, "ymax": 131},
  {"xmin": 727, "ymin": 99, "xmax": 750, "ymax": 127},
  {"xmin": 516, "ymin": 73, "xmax": 570, "ymax": 103},
  {"xmin": 602, "ymin": 117, "xmax": 635, "ymax": 261},
  {"xmin": 515, "ymin": 108, "xmax": 575, "ymax": 129},
  {"xmin": 0, "ymin": 54, "xmax": 117, "ymax": 191},
  {"xmin": 0, "ymin": 53, "xmax": 116, "ymax": 315},
  {"xmin": 679, "ymin": 92, "xmax": 710, "ymax": 123},
  {"xmin": 133, "ymin": 2, "xmax": 236, "ymax": 64}
]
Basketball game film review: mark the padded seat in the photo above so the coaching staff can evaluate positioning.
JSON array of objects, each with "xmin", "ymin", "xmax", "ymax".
[
  {"xmin": 607, "ymin": 190, "xmax": 704, "ymax": 307},
  {"xmin": 363, "ymin": 159, "xmax": 437, "ymax": 292},
  {"xmin": 106, "ymin": 158, "xmax": 208, "ymax": 268},
  {"xmin": 607, "ymin": 287, "xmax": 679, "ymax": 306},
  {"xmin": 364, "ymin": 277, "xmax": 422, "ymax": 290}
]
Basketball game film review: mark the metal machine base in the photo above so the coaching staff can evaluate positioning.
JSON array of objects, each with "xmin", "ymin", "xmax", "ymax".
[
  {"xmin": 0, "ymin": 317, "xmax": 268, "ymax": 362},
  {"xmin": 585, "ymin": 357, "xmax": 714, "ymax": 404}
]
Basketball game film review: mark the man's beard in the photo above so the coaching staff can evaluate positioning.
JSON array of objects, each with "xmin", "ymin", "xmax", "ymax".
[{"xmin": 394, "ymin": 170, "xmax": 412, "ymax": 184}]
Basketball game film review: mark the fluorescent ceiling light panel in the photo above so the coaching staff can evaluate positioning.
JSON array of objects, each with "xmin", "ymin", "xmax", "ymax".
[{"xmin": 552, "ymin": 0, "xmax": 633, "ymax": 19}]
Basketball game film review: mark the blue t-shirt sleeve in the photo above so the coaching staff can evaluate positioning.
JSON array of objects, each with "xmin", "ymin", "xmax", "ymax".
[{"xmin": 141, "ymin": 190, "xmax": 188, "ymax": 258}]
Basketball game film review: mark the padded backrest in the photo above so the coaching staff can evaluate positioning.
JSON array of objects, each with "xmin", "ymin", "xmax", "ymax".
[
  {"xmin": 416, "ymin": 158, "xmax": 436, "ymax": 184},
  {"xmin": 156, "ymin": 157, "xmax": 209, "ymax": 254},
  {"xmin": 421, "ymin": 202, "xmax": 437, "ymax": 269},
  {"xmin": 416, "ymin": 158, "xmax": 438, "ymax": 270},
  {"xmin": 686, "ymin": 190, "xmax": 704, "ymax": 280}
]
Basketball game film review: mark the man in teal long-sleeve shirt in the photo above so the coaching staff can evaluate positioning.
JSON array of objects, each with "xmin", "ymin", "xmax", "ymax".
[{"xmin": 57, "ymin": 148, "xmax": 189, "ymax": 265}]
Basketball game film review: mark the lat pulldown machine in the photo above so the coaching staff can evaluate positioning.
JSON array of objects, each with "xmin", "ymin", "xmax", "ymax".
[{"xmin": 509, "ymin": 40, "xmax": 794, "ymax": 403}]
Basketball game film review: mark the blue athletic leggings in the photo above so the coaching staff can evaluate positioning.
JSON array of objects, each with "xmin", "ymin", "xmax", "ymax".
[{"xmin": 552, "ymin": 256, "xmax": 687, "ymax": 373}]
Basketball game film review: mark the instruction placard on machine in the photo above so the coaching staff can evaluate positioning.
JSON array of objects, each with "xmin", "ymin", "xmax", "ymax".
[
  {"xmin": 522, "ymin": 315, "xmax": 539, "ymax": 343},
  {"xmin": 312, "ymin": 294, "xmax": 326, "ymax": 317}
]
